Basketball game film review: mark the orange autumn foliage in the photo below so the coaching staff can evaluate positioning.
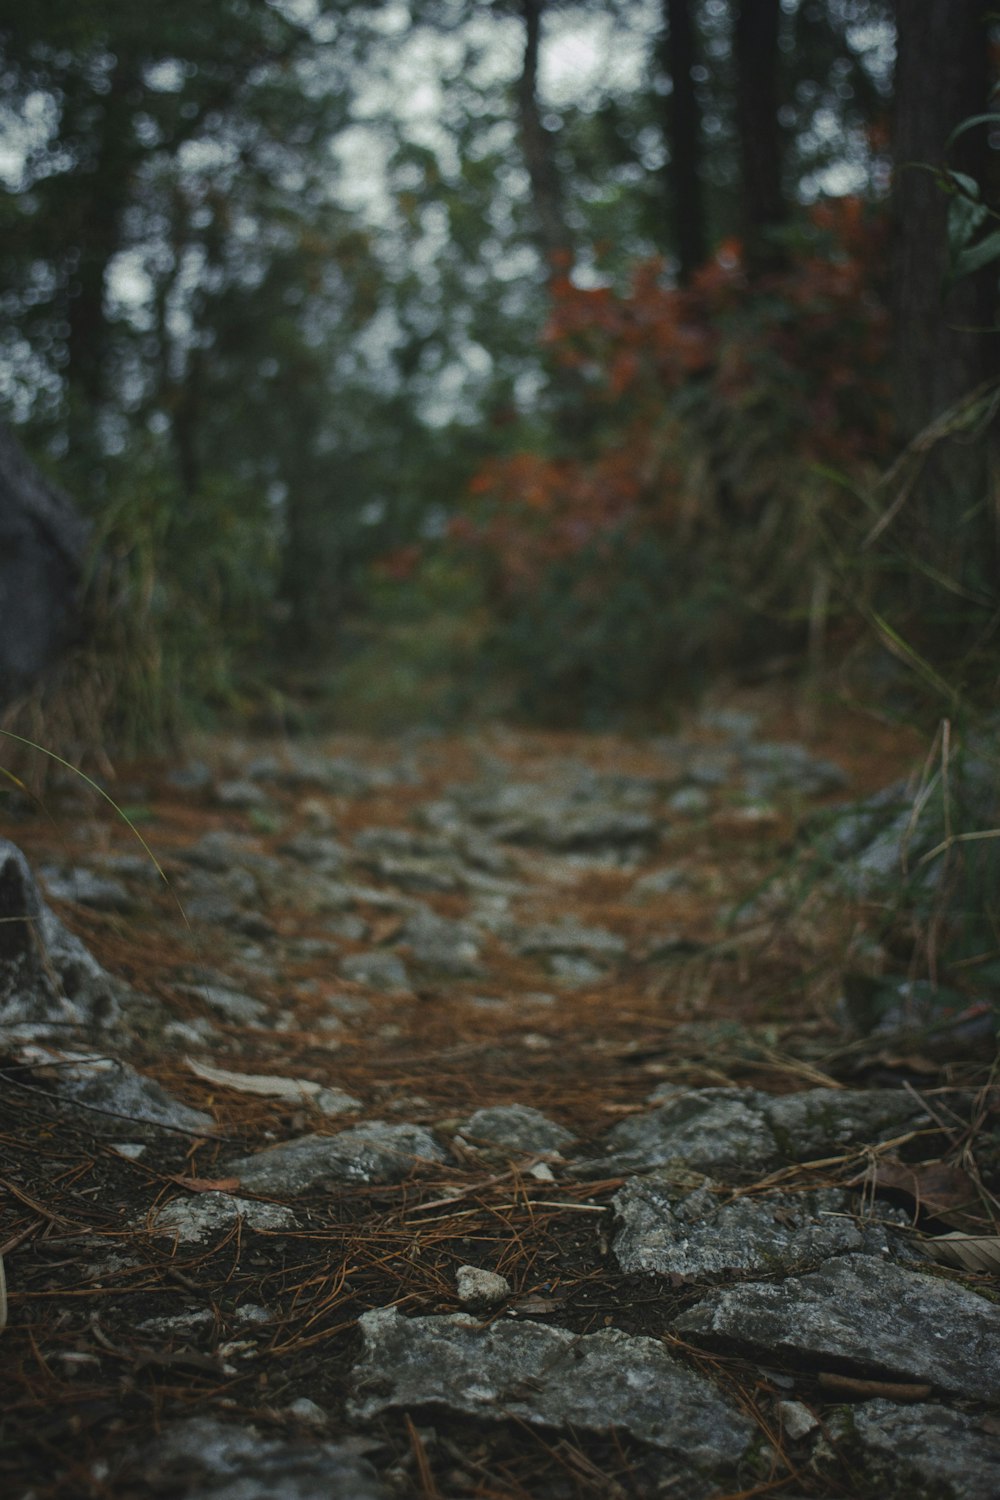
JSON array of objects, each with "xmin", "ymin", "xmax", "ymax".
[{"xmin": 456, "ymin": 197, "xmax": 890, "ymax": 595}]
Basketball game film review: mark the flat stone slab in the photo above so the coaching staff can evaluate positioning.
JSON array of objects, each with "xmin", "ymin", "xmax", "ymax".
[
  {"xmin": 675, "ymin": 1255, "xmax": 1000, "ymax": 1402},
  {"xmin": 826, "ymin": 1399, "xmax": 1000, "ymax": 1500},
  {"xmin": 613, "ymin": 1175, "xmax": 893, "ymax": 1278},
  {"xmin": 575, "ymin": 1086, "xmax": 931, "ymax": 1180},
  {"xmin": 350, "ymin": 1306, "xmax": 753, "ymax": 1467},
  {"xmin": 130, "ymin": 1416, "xmax": 386, "ymax": 1499},
  {"xmin": 230, "ymin": 1122, "xmax": 446, "ymax": 1193}
]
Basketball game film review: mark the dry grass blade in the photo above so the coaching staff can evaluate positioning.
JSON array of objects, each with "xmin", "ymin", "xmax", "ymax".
[{"xmin": 922, "ymin": 1231, "xmax": 1000, "ymax": 1273}]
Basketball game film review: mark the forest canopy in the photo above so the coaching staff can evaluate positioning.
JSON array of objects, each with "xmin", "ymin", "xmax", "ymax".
[{"xmin": 0, "ymin": 0, "xmax": 996, "ymax": 735}]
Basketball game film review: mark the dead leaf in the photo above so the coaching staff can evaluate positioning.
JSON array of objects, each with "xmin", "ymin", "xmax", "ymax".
[
  {"xmin": 867, "ymin": 1157, "xmax": 977, "ymax": 1218},
  {"xmin": 186, "ymin": 1057, "xmax": 322, "ymax": 1101},
  {"xmin": 818, "ymin": 1372, "xmax": 932, "ymax": 1402},
  {"xmin": 922, "ymin": 1232, "xmax": 1000, "ymax": 1274}
]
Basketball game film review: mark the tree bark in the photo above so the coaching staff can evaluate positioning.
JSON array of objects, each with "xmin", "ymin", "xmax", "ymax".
[
  {"xmin": 891, "ymin": 0, "xmax": 997, "ymax": 590},
  {"xmin": 515, "ymin": 0, "xmax": 572, "ymax": 271},
  {"xmin": 661, "ymin": 0, "xmax": 706, "ymax": 282},
  {"xmin": 734, "ymin": 0, "xmax": 786, "ymax": 274}
]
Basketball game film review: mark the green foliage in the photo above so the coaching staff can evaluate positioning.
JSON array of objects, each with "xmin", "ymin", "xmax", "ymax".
[{"xmin": 86, "ymin": 448, "xmax": 279, "ymax": 745}]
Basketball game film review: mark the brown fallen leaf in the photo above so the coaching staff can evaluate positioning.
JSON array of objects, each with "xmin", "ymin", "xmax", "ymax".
[
  {"xmin": 166, "ymin": 1175, "xmax": 241, "ymax": 1194},
  {"xmin": 866, "ymin": 1156, "xmax": 978, "ymax": 1218},
  {"xmin": 818, "ymin": 1372, "xmax": 932, "ymax": 1402},
  {"xmin": 922, "ymin": 1232, "xmax": 1000, "ymax": 1274}
]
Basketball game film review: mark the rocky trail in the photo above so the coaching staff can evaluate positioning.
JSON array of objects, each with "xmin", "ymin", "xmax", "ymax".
[{"xmin": 1, "ymin": 696, "xmax": 998, "ymax": 1500}]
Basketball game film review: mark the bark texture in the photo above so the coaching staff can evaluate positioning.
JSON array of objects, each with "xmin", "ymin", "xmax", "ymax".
[{"xmin": 662, "ymin": 0, "xmax": 706, "ymax": 281}]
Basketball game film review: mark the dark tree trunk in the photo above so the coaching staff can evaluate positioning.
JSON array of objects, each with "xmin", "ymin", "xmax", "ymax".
[
  {"xmin": 0, "ymin": 424, "xmax": 92, "ymax": 708},
  {"xmin": 661, "ymin": 0, "xmax": 706, "ymax": 282},
  {"xmin": 516, "ymin": 0, "xmax": 572, "ymax": 271},
  {"xmin": 734, "ymin": 0, "xmax": 786, "ymax": 274},
  {"xmin": 62, "ymin": 66, "xmax": 135, "ymax": 439},
  {"xmin": 891, "ymin": 0, "xmax": 997, "ymax": 591}
]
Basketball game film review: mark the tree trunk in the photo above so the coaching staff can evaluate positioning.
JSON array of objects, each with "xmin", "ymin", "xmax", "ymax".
[
  {"xmin": 734, "ymin": 0, "xmax": 786, "ymax": 274},
  {"xmin": 661, "ymin": 0, "xmax": 706, "ymax": 282},
  {"xmin": 891, "ymin": 0, "xmax": 997, "ymax": 592},
  {"xmin": 515, "ymin": 0, "xmax": 572, "ymax": 271}
]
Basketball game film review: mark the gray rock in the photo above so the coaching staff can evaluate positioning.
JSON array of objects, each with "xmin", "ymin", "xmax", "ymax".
[
  {"xmin": 182, "ymin": 830, "xmax": 263, "ymax": 872},
  {"xmin": 177, "ymin": 983, "xmax": 267, "ymax": 1025},
  {"xmin": 132, "ymin": 1416, "xmax": 386, "ymax": 1500},
  {"xmin": 462, "ymin": 1104, "xmax": 576, "ymax": 1154},
  {"xmin": 777, "ymin": 1400, "xmax": 819, "ymax": 1442},
  {"xmin": 613, "ymin": 1177, "xmax": 885, "ymax": 1278},
  {"xmin": 576, "ymin": 1086, "xmax": 929, "ymax": 1181},
  {"xmin": 579, "ymin": 1087, "xmax": 778, "ymax": 1179},
  {"xmin": 740, "ymin": 740, "xmax": 848, "ymax": 798},
  {"xmin": 230, "ymin": 1122, "xmax": 446, "ymax": 1193},
  {"xmin": 0, "ymin": 839, "xmax": 121, "ymax": 1032},
  {"xmin": 456, "ymin": 1264, "xmax": 510, "ymax": 1309},
  {"xmin": 215, "ymin": 778, "xmax": 269, "ymax": 810},
  {"xmin": 630, "ymin": 866, "xmax": 689, "ymax": 898},
  {"xmin": 278, "ymin": 834, "xmax": 347, "ymax": 872},
  {"xmin": 667, "ymin": 787, "xmax": 711, "ymax": 816},
  {"xmin": 338, "ymin": 950, "xmax": 411, "ymax": 991},
  {"xmin": 350, "ymin": 1306, "xmax": 753, "ymax": 1467},
  {"xmin": 39, "ymin": 864, "xmax": 132, "ymax": 912},
  {"xmin": 514, "ymin": 920, "xmax": 627, "ymax": 959},
  {"xmin": 676, "ymin": 1255, "xmax": 1000, "ymax": 1401},
  {"xmin": 19, "ymin": 1047, "xmax": 212, "ymax": 1134},
  {"xmin": 150, "ymin": 1193, "xmax": 296, "ymax": 1242},
  {"xmin": 395, "ymin": 907, "xmax": 483, "ymax": 977},
  {"xmin": 546, "ymin": 954, "xmax": 607, "ymax": 985},
  {"xmin": 826, "ymin": 1399, "xmax": 1000, "ymax": 1500},
  {"xmin": 0, "ymin": 419, "xmax": 91, "ymax": 706}
]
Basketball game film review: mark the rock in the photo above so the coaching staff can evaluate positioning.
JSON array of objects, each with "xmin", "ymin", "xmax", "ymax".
[
  {"xmin": 461, "ymin": 1104, "xmax": 576, "ymax": 1154},
  {"xmin": 278, "ymin": 834, "xmax": 347, "ymax": 872},
  {"xmin": 546, "ymin": 954, "xmax": 607, "ymax": 985},
  {"xmin": 777, "ymin": 1400, "xmax": 819, "ymax": 1442},
  {"xmin": 130, "ymin": 1416, "xmax": 386, "ymax": 1499},
  {"xmin": 740, "ymin": 740, "xmax": 848, "ymax": 798},
  {"xmin": 0, "ymin": 839, "xmax": 121, "ymax": 1033},
  {"xmin": 458, "ymin": 778, "xmax": 660, "ymax": 852},
  {"xmin": 575, "ymin": 1086, "xmax": 930, "ymax": 1181},
  {"xmin": 675, "ymin": 1255, "xmax": 1000, "ymax": 1402},
  {"xmin": 667, "ymin": 787, "xmax": 711, "ymax": 816},
  {"xmin": 395, "ymin": 907, "xmax": 483, "ymax": 977},
  {"xmin": 630, "ymin": 866, "xmax": 689, "ymax": 898},
  {"xmin": 338, "ymin": 951, "xmax": 411, "ymax": 991},
  {"xmin": 182, "ymin": 830, "xmax": 264, "ymax": 872},
  {"xmin": 18, "ymin": 1047, "xmax": 212, "ymax": 1134},
  {"xmin": 825, "ymin": 1399, "xmax": 1000, "ymax": 1500},
  {"xmin": 230, "ymin": 1122, "xmax": 446, "ymax": 1193},
  {"xmin": 215, "ymin": 778, "xmax": 269, "ymax": 810},
  {"xmin": 0, "ymin": 420, "xmax": 92, "ymax": 706},
  {"xmin": 150, "ymin": 1194, "xmax": 296, "ymax": 1243},
  {"xmin": 456, "ymin": 1265, "xmax": 510, "ymax": 1309},
  {"xmin": 613, "ymin": 1176, "xmax": 891, "ymax": 1278},
  {"xmin": 350, "ymin": 1307, "xmax": 753, "ymax": 1468},
  {"xmin": 39, "ymin": 864, "xmax": 132, "ymax": 912},
  {"xmin": 514, "ymin": 920, "xmax": 627, "ymax": 960},
  {"xmin": 177, "ymin": 983, "xmax": 267, "ymax": 1025}
]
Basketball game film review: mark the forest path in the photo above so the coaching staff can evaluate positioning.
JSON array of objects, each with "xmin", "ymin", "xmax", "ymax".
[{"xmin": 2, "ymin": 692, "xmax": 997, "ymax": 1500}]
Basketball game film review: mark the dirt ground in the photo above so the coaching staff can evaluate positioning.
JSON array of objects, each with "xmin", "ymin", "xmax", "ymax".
[{"xmin": 1, "ymin": 688, "xmax": 994, "ymax": 1499}]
